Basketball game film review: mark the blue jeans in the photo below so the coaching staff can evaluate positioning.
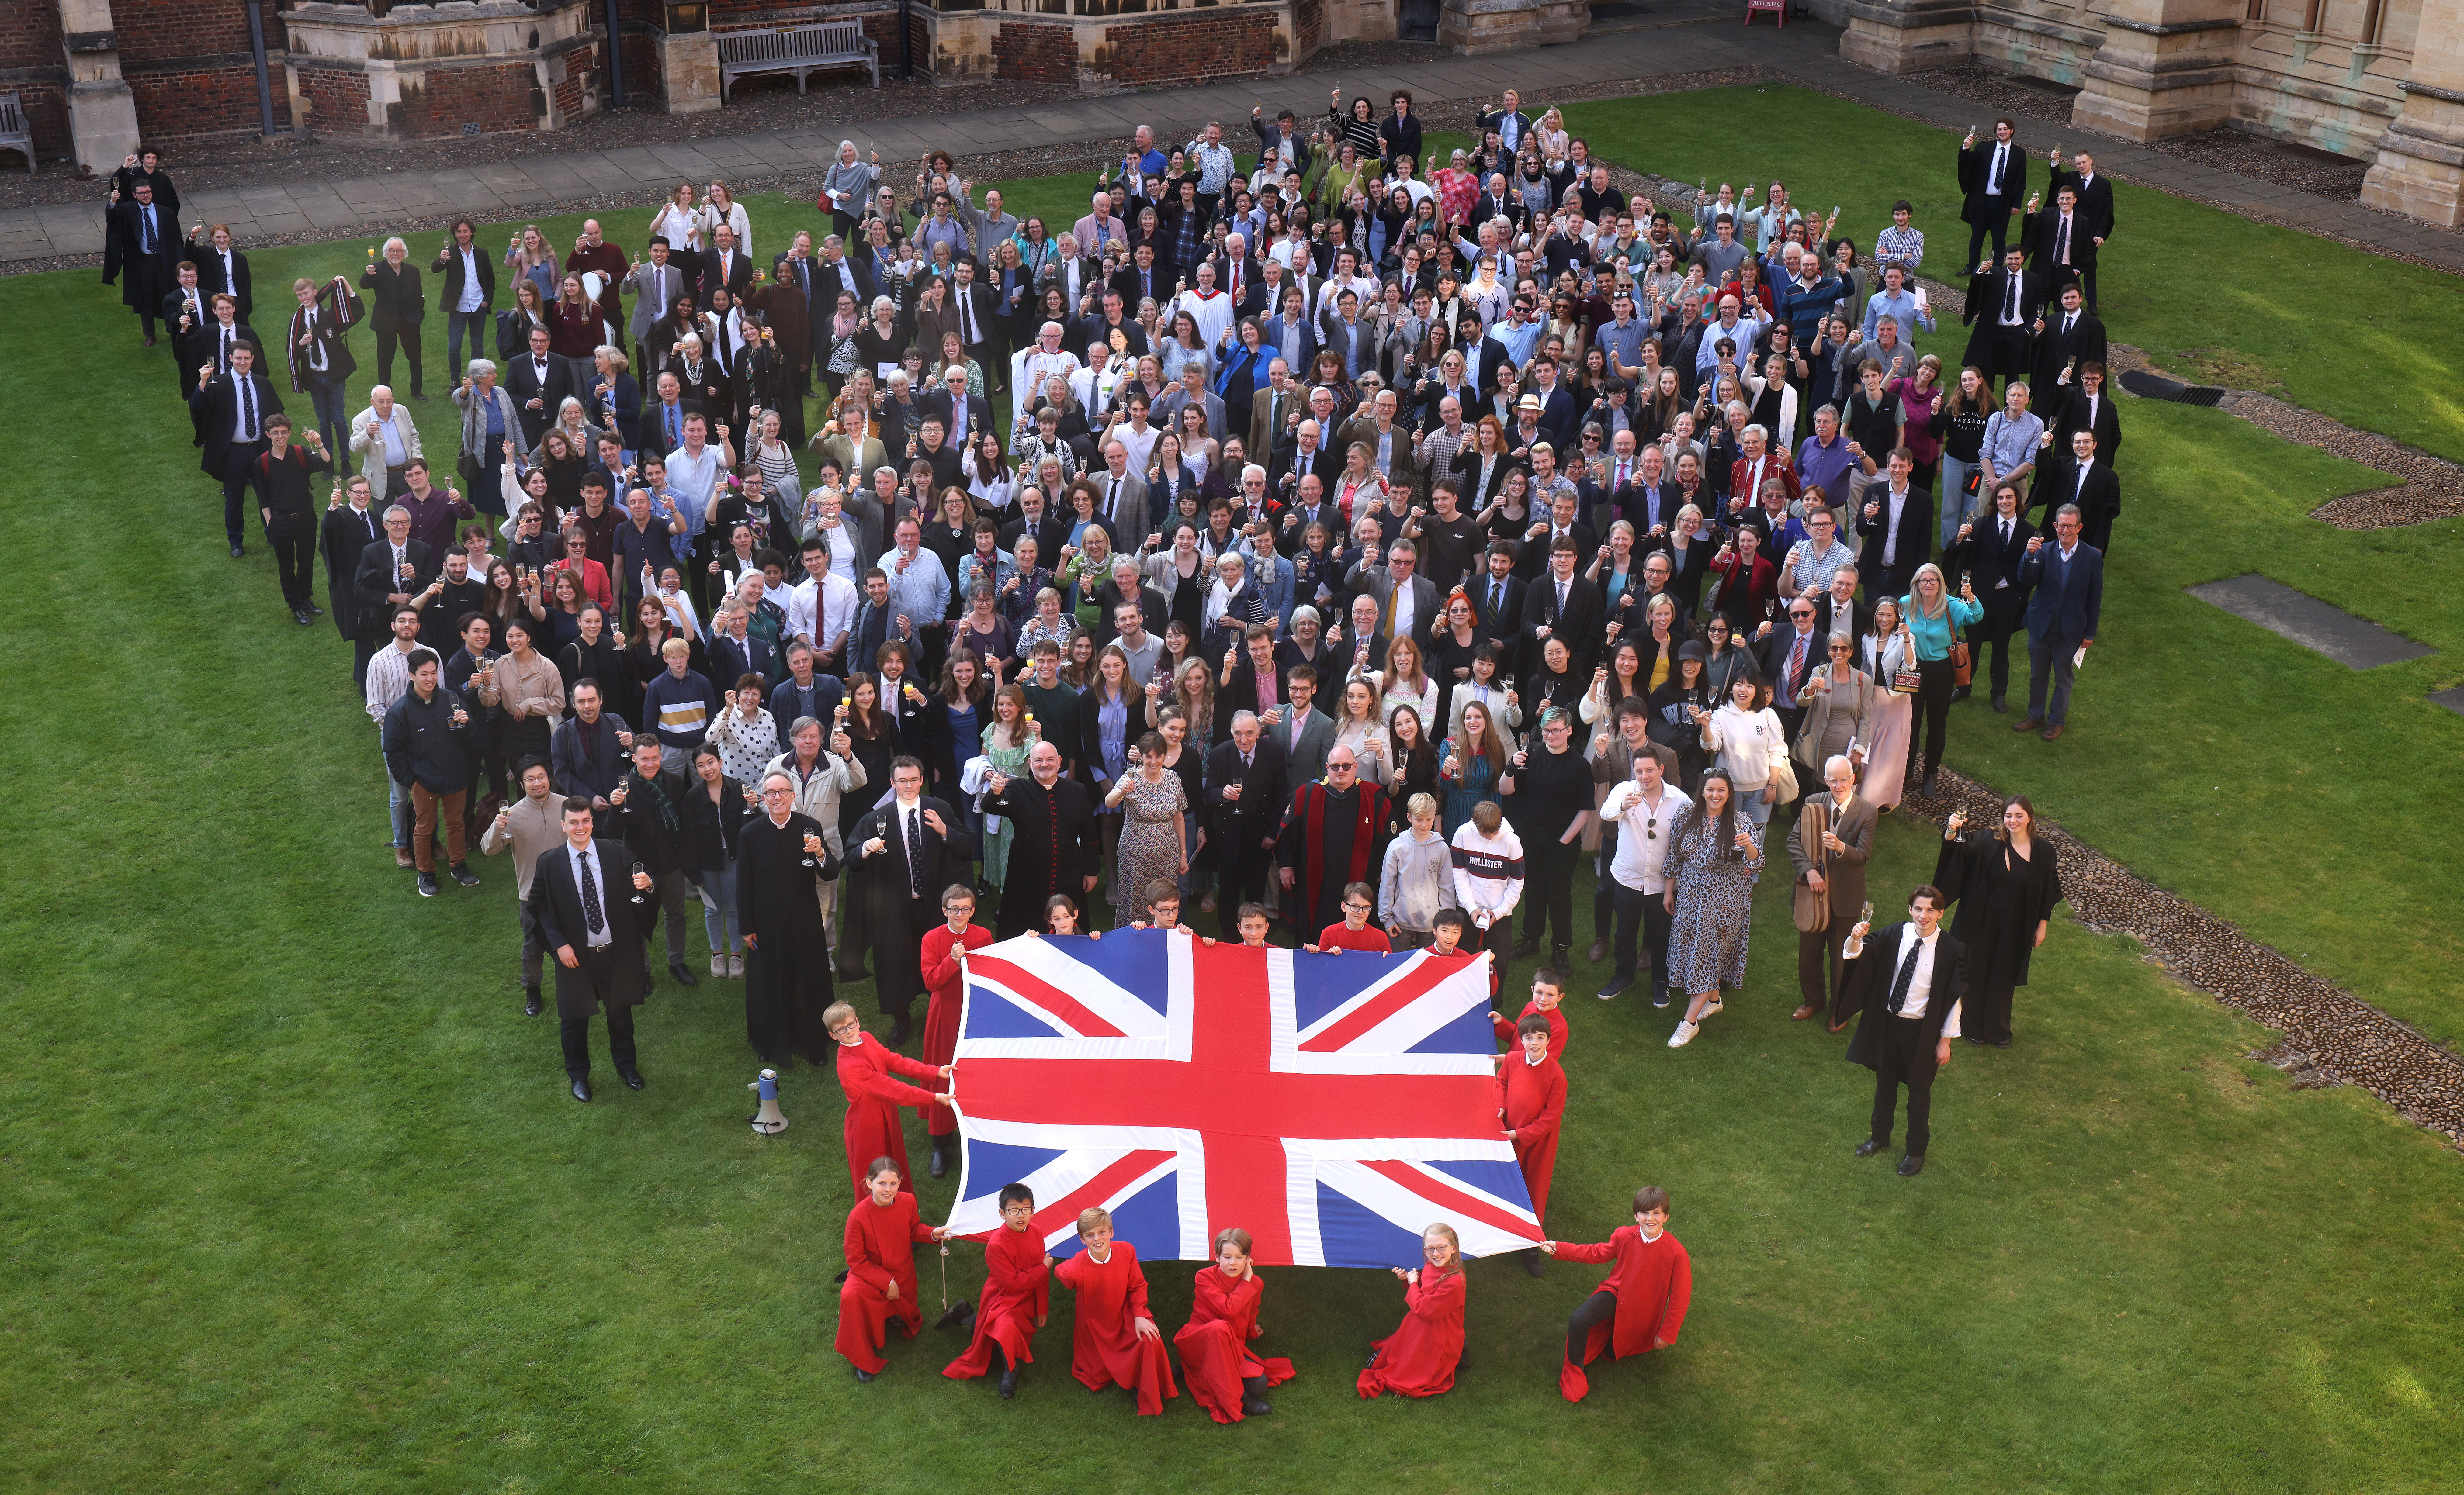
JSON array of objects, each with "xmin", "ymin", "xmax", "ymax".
[
  {"xmin": 385, "ymin": 744, "xmax": 412, "ymax": 848},
  {"xmin": 306, "ymin": 372, "xmax": 351, "ymax": 458},
  {"xmin": 1939, "ymin": 455, "xmax": 1977, "ymax": 548},
  {"xmin": 1737, "ymin": 787, "xmax": 1774, "ymax": 830},
  {"xmin": 2027, "ymin": 630, "xmax": 2081, "ymax": 724},
  {"xmin": 445, "ymin": 308, "xmax": 488, "ymax": 376},
  {"xmin": 700, "ymin": 859, "xmax": 741, "ymax": 954}
]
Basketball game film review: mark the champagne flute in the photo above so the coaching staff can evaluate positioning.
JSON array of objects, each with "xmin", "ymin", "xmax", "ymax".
[
  {"xmin": 801, "ymin": 829, "xmax": 823, "ymax": 871},
  {"xmin": 629, "ymin": 860, "xmax": 650, "ymax": 904}
]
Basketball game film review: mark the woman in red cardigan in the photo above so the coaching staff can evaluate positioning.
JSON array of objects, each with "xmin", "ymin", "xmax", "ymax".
[
  {"xmin": 1541, "ymin": 1183, "xmax": 1692, "ymax": 1403},
  {"xmin": 918, "ymin": 885, "xmax": 993, "ymax": 1179},
  {"xmin": 1357, "ymin": 1223, "xmax": 1467, "ymax": 1399}
]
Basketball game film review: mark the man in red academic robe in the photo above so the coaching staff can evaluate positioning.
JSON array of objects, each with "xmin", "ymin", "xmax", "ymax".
[
  {"xmin": 1358, "ymin": 1224, "xmax": 1468, "ymax": 1400},
  {"xmin": 942, "ymin": 1183, "xmax": 1051, "ymax": 1399},
  {"xmin": 1049, "ymin": 1207, "xmax": 1177, "ymax": 1416},
  {"xmin": 1542, "ymin": 1183, "xmax": 1692, "ymax": 1403},
  {"xmin": 1498, "ymin": 1012, "xmax": 1566, "ymax": 1277},
  {"xmin": 837, "ymin": 1158, "xmax": 940, "ymax": 1379},
  {"xmin": 1490, "ymin": 967, "xmax": 1569, "ymax": 1062},
  {"xmin": 1275, "ymin": 747, "xmax": 1392, "ymax": 939},
  {"xmin": 1174, "ymin": 1227, "xmax": 1295, "ymax": 1423},
  {"xmin": 918, "ymin": 886, "xmax": 994, "ymax": 1179},
  {"xmin": 827, "ymin": 1001, "xmax": 951, "ymax": 1195}
]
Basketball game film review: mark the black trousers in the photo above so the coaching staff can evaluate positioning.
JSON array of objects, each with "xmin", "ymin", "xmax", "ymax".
[
  {"xmin": 1964, "ymin": 210, "xmax": 2013, "ymax": 269},
  {"xmin": 1609, "ymin": 878, "xmax": 1672, "ymax": 986},
  {"xmin": 269, "ymin": 518, "xmax": 317, "ymax": 606},
  {"xmin": 1870, "ymin": 1015, "xmax": 1939, "ymax": 1155},
  {"xmin": 559, "ymin": 951, "xmax": 638, "ymax": 1077},
  {"xmin": 1911, "ymin": 656, "xmax": 1955, "ymax": 777},
  {"xmin": 1467, "ymin": 911, "xmax": 1514, "ymax": 996},
  {"xmin": 1521, "ymin": 837, "xmax": 1577, "ymax": 954},
  {"xmin": 1215, "ymin": 840, "xmax": 1274, "ymax": 938},
  {"xmin": 1590, "ymin": 823, "xmax": 1619, "ymax": 936},
  {"xmin": 220, "ymin": 441, "xmax": 269, "ymax": 547},
  {"xmin": 1567, "ymin": 1289, "xmax": 1617, "ymax": 1363},
  {"xmin": 1797, "ymin": 919, "xmax": 1851, "ymax": 1012},
  {"xmin": 375, "ymin": 317, "xmax": 425, "ymax": 396},
  {"xmin": 1977, "ymin": 592, "xmax": 2024, "ymax": 700}
]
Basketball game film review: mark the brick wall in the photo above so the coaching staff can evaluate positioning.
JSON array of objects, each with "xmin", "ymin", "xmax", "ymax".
[
  {"xmin": 0, "ymin": 0, "xmax": 70, "ymax": 159},
  {"xmin": 296, "ymin": 66, "xmax": 373, "ymax": 137},
  {"xmin": 997, "ymin": 19, "xmax": 1075, "ymax": 83},
  {"xmin": 1106, "ymin": 11, "xmax": 1278, "ymax": 84},
  {"xmin": 398, "ymin": 61, "xmax": 545, "ymax": 138},
  {"xmin": 130, "ymin": 65, "xmax": 291, "ymax": 139}
]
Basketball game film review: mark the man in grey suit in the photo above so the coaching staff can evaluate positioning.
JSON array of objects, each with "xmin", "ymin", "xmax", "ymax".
[
  {"xmin": 1090, "ymin": 439, "xmax": 1152, "ymax": 547},
  {"xmin": 1348, "ymin": 538, "xmax": 1441, "ymax": 652},
  {"xmin": 1154, "ymin": 362, "xmax": 1228, "ymax": 444},
  {"xmin": 1256, "ymin": 664, "xmax": 1336, "ymax": 781},
  {"xmin": 2014, "ymin": 503, "xmax": 2101, "ymax": 742},
  {"xmin": 624, "ymin": 238, "xmax": 690, "ymax": 349}
]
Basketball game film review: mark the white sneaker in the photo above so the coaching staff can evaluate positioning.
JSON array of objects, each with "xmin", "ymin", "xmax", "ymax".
[
  {"xmin": 1667, "ymin": 1019, "xmax": 1698, "ymax": 1048},
  {"xmin": 711, "ymin": 953, "xmax": 727, "ymax": 978},
  {"xmin": 728, "ymin": 955, "xmax": 744, "ymax": 979},
  {"xmin": 1700, "ymin": 996, "xmax": 1724, "ymax": 1019}
]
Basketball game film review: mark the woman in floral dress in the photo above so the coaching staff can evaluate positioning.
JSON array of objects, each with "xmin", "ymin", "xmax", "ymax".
[
  {"xmin": 1106, "ymin": 730, "xmax": 1189, "ymax": 927},
  {"xmin": 1662, "ymin": 768, "xmax": 1765, "ymax": 1051},
  {"xmin": 979, "ymin": 683, "xmax": 1039, "ymax": 891}
]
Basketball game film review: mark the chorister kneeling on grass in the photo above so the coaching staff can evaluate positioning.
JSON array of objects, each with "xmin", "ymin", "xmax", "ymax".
[{"xmin": 1541, "ymin": 1185, "xmax": 1693, "ymax": 1404}]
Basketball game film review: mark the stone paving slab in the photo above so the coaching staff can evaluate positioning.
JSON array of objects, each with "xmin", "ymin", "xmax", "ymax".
[
  {"xmin": 2187, "ymin": 575, "xmax": 2436, "ymax": 670},
  {"xmin": 2430, "ymin": 688, "xmax": 2464, "ymax": 718}
]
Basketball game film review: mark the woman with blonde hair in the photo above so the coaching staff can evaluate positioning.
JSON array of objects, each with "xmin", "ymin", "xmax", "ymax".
[
  {"xmin": 1333, "ymin": 676, "xmax": 1393, "ymax": 788},
  {"xmin": 1366, "ymin": 634, "xmax": 1438, "ymax": 728},
  {"xmin": 1358, "ymin": 1222, "xmax": 1467, "ymax": 1400},
  {"xmin": 1900, "ymin": 561, "xmax": 1981, "ymax": 798}
]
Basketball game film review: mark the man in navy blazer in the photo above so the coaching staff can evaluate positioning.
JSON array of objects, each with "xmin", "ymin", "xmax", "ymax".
[{"xmin": 2013, "ymin": 503, "xmax": 2101, "ymax": 741}]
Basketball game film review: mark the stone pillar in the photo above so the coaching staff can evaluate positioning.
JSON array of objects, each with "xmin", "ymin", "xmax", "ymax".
[
  {"xmin": 58, "ymin": 0, "xmax": 140, "ymax": 174},
  {"xmin": 1836, "ymin": 0, "xmax": 1975, "ymax": 76},
  {"xmin": 2360, "ymin": 10, "xmax": 2464, "ymax": 229},
  {"xmin": 2069, "ymin": 0, "xmax": 2240, "ymax": 142},
  {"xmin": 657, "ymin": 0, "xmax": 720, "ymax": 114},
  {"xmin": 1438, "ymin": 0, "xmax": 1580, "ymax": 54}
]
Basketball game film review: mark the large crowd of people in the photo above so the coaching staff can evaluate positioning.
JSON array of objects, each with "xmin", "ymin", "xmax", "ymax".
[{"xmin": 102, "ymin": 88, "xmax": 2115, "ymax": 1405}]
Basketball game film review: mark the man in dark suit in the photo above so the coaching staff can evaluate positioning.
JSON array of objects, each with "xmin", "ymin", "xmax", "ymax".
[
  {"xmin": 710, "ymin": 617, "xmax": 779, "ymax": 694},
  {"xmin": 2049, "ymin": 360, "xmax": 2122, "ymax": 462},
  {"xmin": 161, "ymin": 261, "xmax": 216, "ymax": 397},
  {"xmin": 322, "ymin": 474, "xmax": 382, "ymax": 662},
  {"xmin": 189, "ymin": 342, "xmax": 284, "ymax": 558},
  {"xmin": 698, "ymin": 222, "xmax": 754, "ymax": 307},
  {"xmin": 1520, "ymin": 538, "xmax": 1605, "ymax": 677},
  {"xmin": 2038, "ymin": 429, "xmax": 2122, "ymax": 556},
  {"xmin": 2020, "ymin": 183, "xmax": 2096, "ymax": 303},
  {"xmin": 1269, "ymin": 422, "xmax": 1339, "ymax": 501},
  {"xmin": 104, "ymin": 180, "xmax": 183, "ymax": 344},
  {"xmin": 1960, "ymin": 247, "xmax": 2043, "ymax": 385},
  {"xmin": 1949, "ymin": 487, "xmax": 2035, "ymax": 711},
  {"xmin": 1211, "ymin": 239, "xmax": 1264, "ymax": 318},
  {"xmin": 918, "ymin": 365, "xmax": 990, "ymax": 448},
  {"xmin": 1260, "ymin": 285, "xmax": 1318, "ymax": 375},
  {"xmin": 2028, "ymin": 283, "xmax": 2106, "ymax": 424},
  {"xmin": 185, "ymin": 223, "xmax": 253, "ymax": 319},
  {"xmin": 851, "ymin": 756, "xmax": 978, "ymax": 1046},
  {"xmin": 529, "ymin": 796, "xmax": 661, "ymax": 1101},
  {"xmin": 1110, "ymin": 243, "xmax": 1169, "ymax": 314},
  {"xmin": 1839, "ymin": 886, "xmax": 1967, "ymax": 1176},
  {"xmin": 504, "ymin": 323, "xmax": 575, "ymax": 449},
  {"xmin": 1352, "ymin": 537, "xmax": 1443, "ymax": 652},
  {"xmin": 1204, "ymin": 712, "xmax": 1289, "ymax": 938},
  {"xmin": 603, "ymin": 736, "xmax": 705, "ymax": 990},
  {"xmin": 1853, "ymin": 448, "xmax": 1933, "ymax": 600},
  {"xmin": 2046, "ymin": 148, "xmax": 2115, "ymax": 313},
  {"xmin": 550, "ymin": 679, "xmax": 636, "ymax": 812},
  {"xmin": 1456, "ymin": 312, "xmax": 1511, "ymax": 396},
  {"xmin": 1218, "ymin": 625, "xmax": 1291, "ymax": 727},
  {"xmin": 2014, "ymin": 504, "xmax": 2102, "ymax": 741},
  {"xmin": 946, "ymin": 258, "xmax": 1000, "ymax": 378},
  {"xmin": 1469, "ymin": 543, "xmax": 1527, "ymax": 670},
  {"xmin": 1755, "ymin": 597, "xmax": 1827, "ymax": 751},
  {"xmin": 355, "ymin": 504, "xmax": 437, "ymax": 657},
  {"xmin": 1079, "ymin": 289, "xmax": 1149, "ymax": 359},
  {"xmin": 1956, "ymin": 117, "xmax": 2029, "ymax": 269}
]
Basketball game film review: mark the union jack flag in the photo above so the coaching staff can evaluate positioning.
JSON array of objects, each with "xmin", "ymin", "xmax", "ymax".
[{"xmin": 941, "ymin": 929, "xmax": 1545, "ymax": 1267}]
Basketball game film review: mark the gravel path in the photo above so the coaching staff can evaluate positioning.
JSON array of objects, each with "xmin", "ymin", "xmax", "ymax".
[{"xmin": 1902, "ymin": 772, "xmax": 2464, "ymax": 1148}]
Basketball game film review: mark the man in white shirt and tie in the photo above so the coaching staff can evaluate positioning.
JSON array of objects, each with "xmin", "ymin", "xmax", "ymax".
[
  {"xmin": 1839, "ymin": 886, "xmax": 1965, "ymax": 1176},
  {"xmin": 532, "ymin": 796, "xmax": 657, "ymax": 1102},
  {"xmin": 1960, "ymin": 116, "xmax": 2027, "ymax": 268}
]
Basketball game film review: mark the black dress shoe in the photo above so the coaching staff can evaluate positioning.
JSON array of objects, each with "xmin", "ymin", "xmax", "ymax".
[
  {"xmin": 929, "ymin": 1143, "xmax": 948, "ymax": 1179},
  {"xmin": 523, "ymin": 985, "xmax": 543, "ymax": 1017},
  {"xmin": 307, "ymin": 602, "xmax": 324, "ymax": 615},
  {"xmin": 292, "ymin": 607, "xmax": 315, "ymax": 625},
  {"xmin": 1897, "ymin": 1153, "xmax": 1925, "ymax": 1176},
  {"xmin": 1853, "ymin": 1138, "xmax": 1884, "ymax": 1158},
  {"xmin": 1992, "ymin": 1035, "xmax": 2012, "ymax": 1048},
  {"xmin": 885, "ymin": 1017, "xmax": 910, "ymax": 1049},
  {"xmin": 1964, "ymin": 1034, "xmax": 1987, "ymax": 1046},
  {"xmin": 619, "ymin": 1067, "xmax": 645, "ymax": 1091},
  {"xmin": 1241, "ymin": 1397, "xmax": 1274, "ymax": 1417},
  {"xmin": 571, "ymin": 1077, "xmax": 592, "ymax": 1102},
  {"xmin": 1949, "ymin": 685, "xmax": 1971, "ymax": 703},
  {"xmin": 230, "ymin": 544, "xmax": 245, "ymax": 559},
  {"xmin": 1991, "ymin": 695, "xmax": 2008, "ymax": 713},
  {"xmin": 1523, "ymin": 1248, "xmax": 1546, "ymax": 1278},
  {"xmin": 997, "ymin": 1367, "xmax": 1017, "ymax": 1399},
  {"xmin": 1919, "ymin": 774, "xmax": 1938, "ymax": 797},
  {"xmin": 853, "ymin": 1366, "xmax": 875, "ymax": 1383},
  {"xmin": 668, "ymin": 958, "xmax": 699, "ymax": 987}
]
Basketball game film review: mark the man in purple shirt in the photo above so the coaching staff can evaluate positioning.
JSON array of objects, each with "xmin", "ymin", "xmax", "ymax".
[
  {"xmin": 395, "ymin": 458, "xmax": 476, "ymax": 557},
  {"xmin": 1796, "ymin": 405, "xmax": 1856, "ymax": 506}
]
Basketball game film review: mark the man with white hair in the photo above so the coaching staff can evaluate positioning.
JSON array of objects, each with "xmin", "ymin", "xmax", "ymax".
[
  {"xmin": 1174, "ymin": 261, "xmax": 1234, "ymax": 348},
  {"xmin": 1022, "ymin": 321, "xmax": 1079, "ymax": 400},
  {"xmin": 1203, "ymin": 549, "xmax": 1267, "ymax": 655},
  {"xmin": 1788, "ymin": 754, "xmax": 1878, "ymax": 1025},
  {"xmin": 1073, "ymin": 191, "xmax": 1125, "ymax": 257},
  {"xmin": 350, "ymin": 383, "xmax": 422, "ymax": 503}
]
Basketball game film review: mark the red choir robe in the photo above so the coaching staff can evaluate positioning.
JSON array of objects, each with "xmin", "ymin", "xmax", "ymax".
[
  {"xmin": 1173, "ymin": 1266, "xmax": 1297, "ymax": 1424},
  {"xmin": 919, "ymin": 922, "xmax": 993, "ymax": 1139},
  {"xmin": 1553, "ymin": 1225, "xmax": 1693, "ymax": 1403},
  {"xmin": 1492, "ymin": 1000, "xmax": 1569, "ymax": 1062},
  {"xmin": 1052, "ymin": 1241, "xmax": 1178, "ymax": 1415},
  {"xmin": 834, "ymin": 1033, "xmax": 948, "ymax": 1193},
  {"xmin": 942, "ymin": 1223, "xmax": 1052, "ymax": 1380},
  {"xmin": 835, "ymin": 1190, "xmax": 939, "ymax": 1372},
  {"xmin": 1497, "ymin": 1049, "xmax": 1566, "ymax": 1227},
  {"xmin": 1356, "ymin": 1265, "xmax": 1467, "ymax": 1399}
]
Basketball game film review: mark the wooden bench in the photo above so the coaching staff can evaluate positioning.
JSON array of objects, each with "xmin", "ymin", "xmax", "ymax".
[
  {"xmin": 0, "ymin": 93, "xmax": 35, "ymax": 174},
  {"xmin": 716, "ymin": 21, "xmax": 880, "ymax": 101}
]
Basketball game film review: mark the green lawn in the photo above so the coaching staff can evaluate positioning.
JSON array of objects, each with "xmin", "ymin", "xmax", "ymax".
[
  {"xmin": 1563, "ymin": 86, "xmax": 2464, "ymax": 462},
  {"xmin": 5, "ymin": 105, "xmax": 2461, "ymax": 1492}
]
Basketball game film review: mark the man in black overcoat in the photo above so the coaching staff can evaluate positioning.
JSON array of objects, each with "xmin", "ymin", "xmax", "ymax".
[
  {"xmin": 1839, "ymin": 885, "xmax": 1968, "ymax": 1178},
  {"xmin": 738, "ymin": 770, "xmax": 841, "ymax": 1066},
  {"xmin": 850, "ymin": 755, "xmax": 977, "ymax": 1046}
]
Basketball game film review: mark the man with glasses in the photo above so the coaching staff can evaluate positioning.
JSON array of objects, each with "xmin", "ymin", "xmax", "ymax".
[
  {"xmin": 1758, "ymin": 593, "xmax": 1828, "ymax": 751},
  {"xmin": 1595, "ymin": 737, "xmax": 1690, "ymax": 1006},
  {"xmin": 1276, "ymin": 745, "xmax": 1392, "ymax": 942}
]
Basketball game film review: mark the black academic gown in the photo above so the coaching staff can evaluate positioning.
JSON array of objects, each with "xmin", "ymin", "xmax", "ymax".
[
  {"xmin": 1275, "ymin": 778, "xmax": 1393, "ymax": 935},
  {"xmin": 736, "ymin": 810, "xmax": 840, "ymax": 1064},
  {"xmin": 1931, "ymin": 829, "xmax": 2063, "ymax": 1044},
  {"xmin": 983, "ymin": 775, "xmax": 1102, "ymax": 938}
]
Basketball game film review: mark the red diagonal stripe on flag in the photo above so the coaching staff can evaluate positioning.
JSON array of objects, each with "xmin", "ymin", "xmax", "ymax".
[
  {"xmin": 1027, "ymin": 1147, "xmax": 1175, "ymax": 1242},
  {"xmin": 1296, "ymin": 954, "xmax": 1467, "ymax": 1052},
  {"xmin": 969, "ymin": 953, "xmax": 1128, "ymax": 1039},
  {"xmin": 1360, "ymin": 1158, "xmax": 1546, "ymax": 1243}
]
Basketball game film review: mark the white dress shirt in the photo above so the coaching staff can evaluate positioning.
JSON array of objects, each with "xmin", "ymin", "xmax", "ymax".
[
  {"xmin": 570, "ymin": 841, "xmax": 613, "ymax": 947},
  {"xmin": 1842, "ymin": 922, "xmax": 1961, "ymax": 1035}
]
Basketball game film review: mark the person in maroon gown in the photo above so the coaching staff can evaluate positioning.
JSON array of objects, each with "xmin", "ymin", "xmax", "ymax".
[
  {"xmin": 1489, "ymin": 966, "xmax": 1569, "ymax": 1062},
  {"xmin": 918, "ymin": 885, "xmax": 993, "ymax": 1179},
  {"xmin": 836, "ymin": 1158, "xmax": 940, "ymax": 1380},
  {"xmin": 1540, "ymin": 1184, "xmax": 1693, "ymax": 1403},
  {"xmin": 942, "ymin": 1183, "xmax": 1051, "ymax": 1398},
  {"xmin": 1049, "ymin": 1207, "xmax": 1177, "ymax": 1416},
  {"xmin": 1357, "ymin": 1223, "xmax": 1468, "ymax": 1399},
  {"xmin": 1497, "ymin": 1011, "xmax": 1567, "ymax": 1277},
  {"xmin": 827, "ymin": 1001, "xmax": 951, "ymax": 1195},
  {"xmin": 1173, "ymin": 1226, "xmax": 1296, "ymax": 1423}
]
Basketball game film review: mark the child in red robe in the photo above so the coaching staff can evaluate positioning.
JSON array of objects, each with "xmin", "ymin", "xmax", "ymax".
[
  {"xmin": 1311, "ymin": 881, "xmax": 1396, "ymax": 954},
  {"xmin": 827, "ymin": 1000, "xmax": 951, "ymax": 1195},
  {"xmin": 837, "ymin": 1158, "xmax": 939, "ymax": 1380},
  {"xmin": 1490, "ymin": 966, "xmax": 1570, "ymax": 1061},
  {"xmin": 942, "ymin": 1182, "xmax": 1051, "ymax": 1399},
  {"xmin": 918, "ymin": 885, "xmax": 993, "ymax": 1179},
  {"xmin": 1174, "ymin": 1226, "xmax": 1297, "ymax": 1422},
  {"xmin": 1049, "ymin": 1206, "xmax": 1177, "ymax": 1415},
  {"xmin": 1498, "ymin": 1011, "xmax": 1566, "ymax": 1277},
  {"xmin": 1357, "ymin": 1223, "xmax": 1468, "ymax": 1399},
  {"xmin": 1542, "ymin": 1184, "xmax": 1692, "ymax": 1403}
]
